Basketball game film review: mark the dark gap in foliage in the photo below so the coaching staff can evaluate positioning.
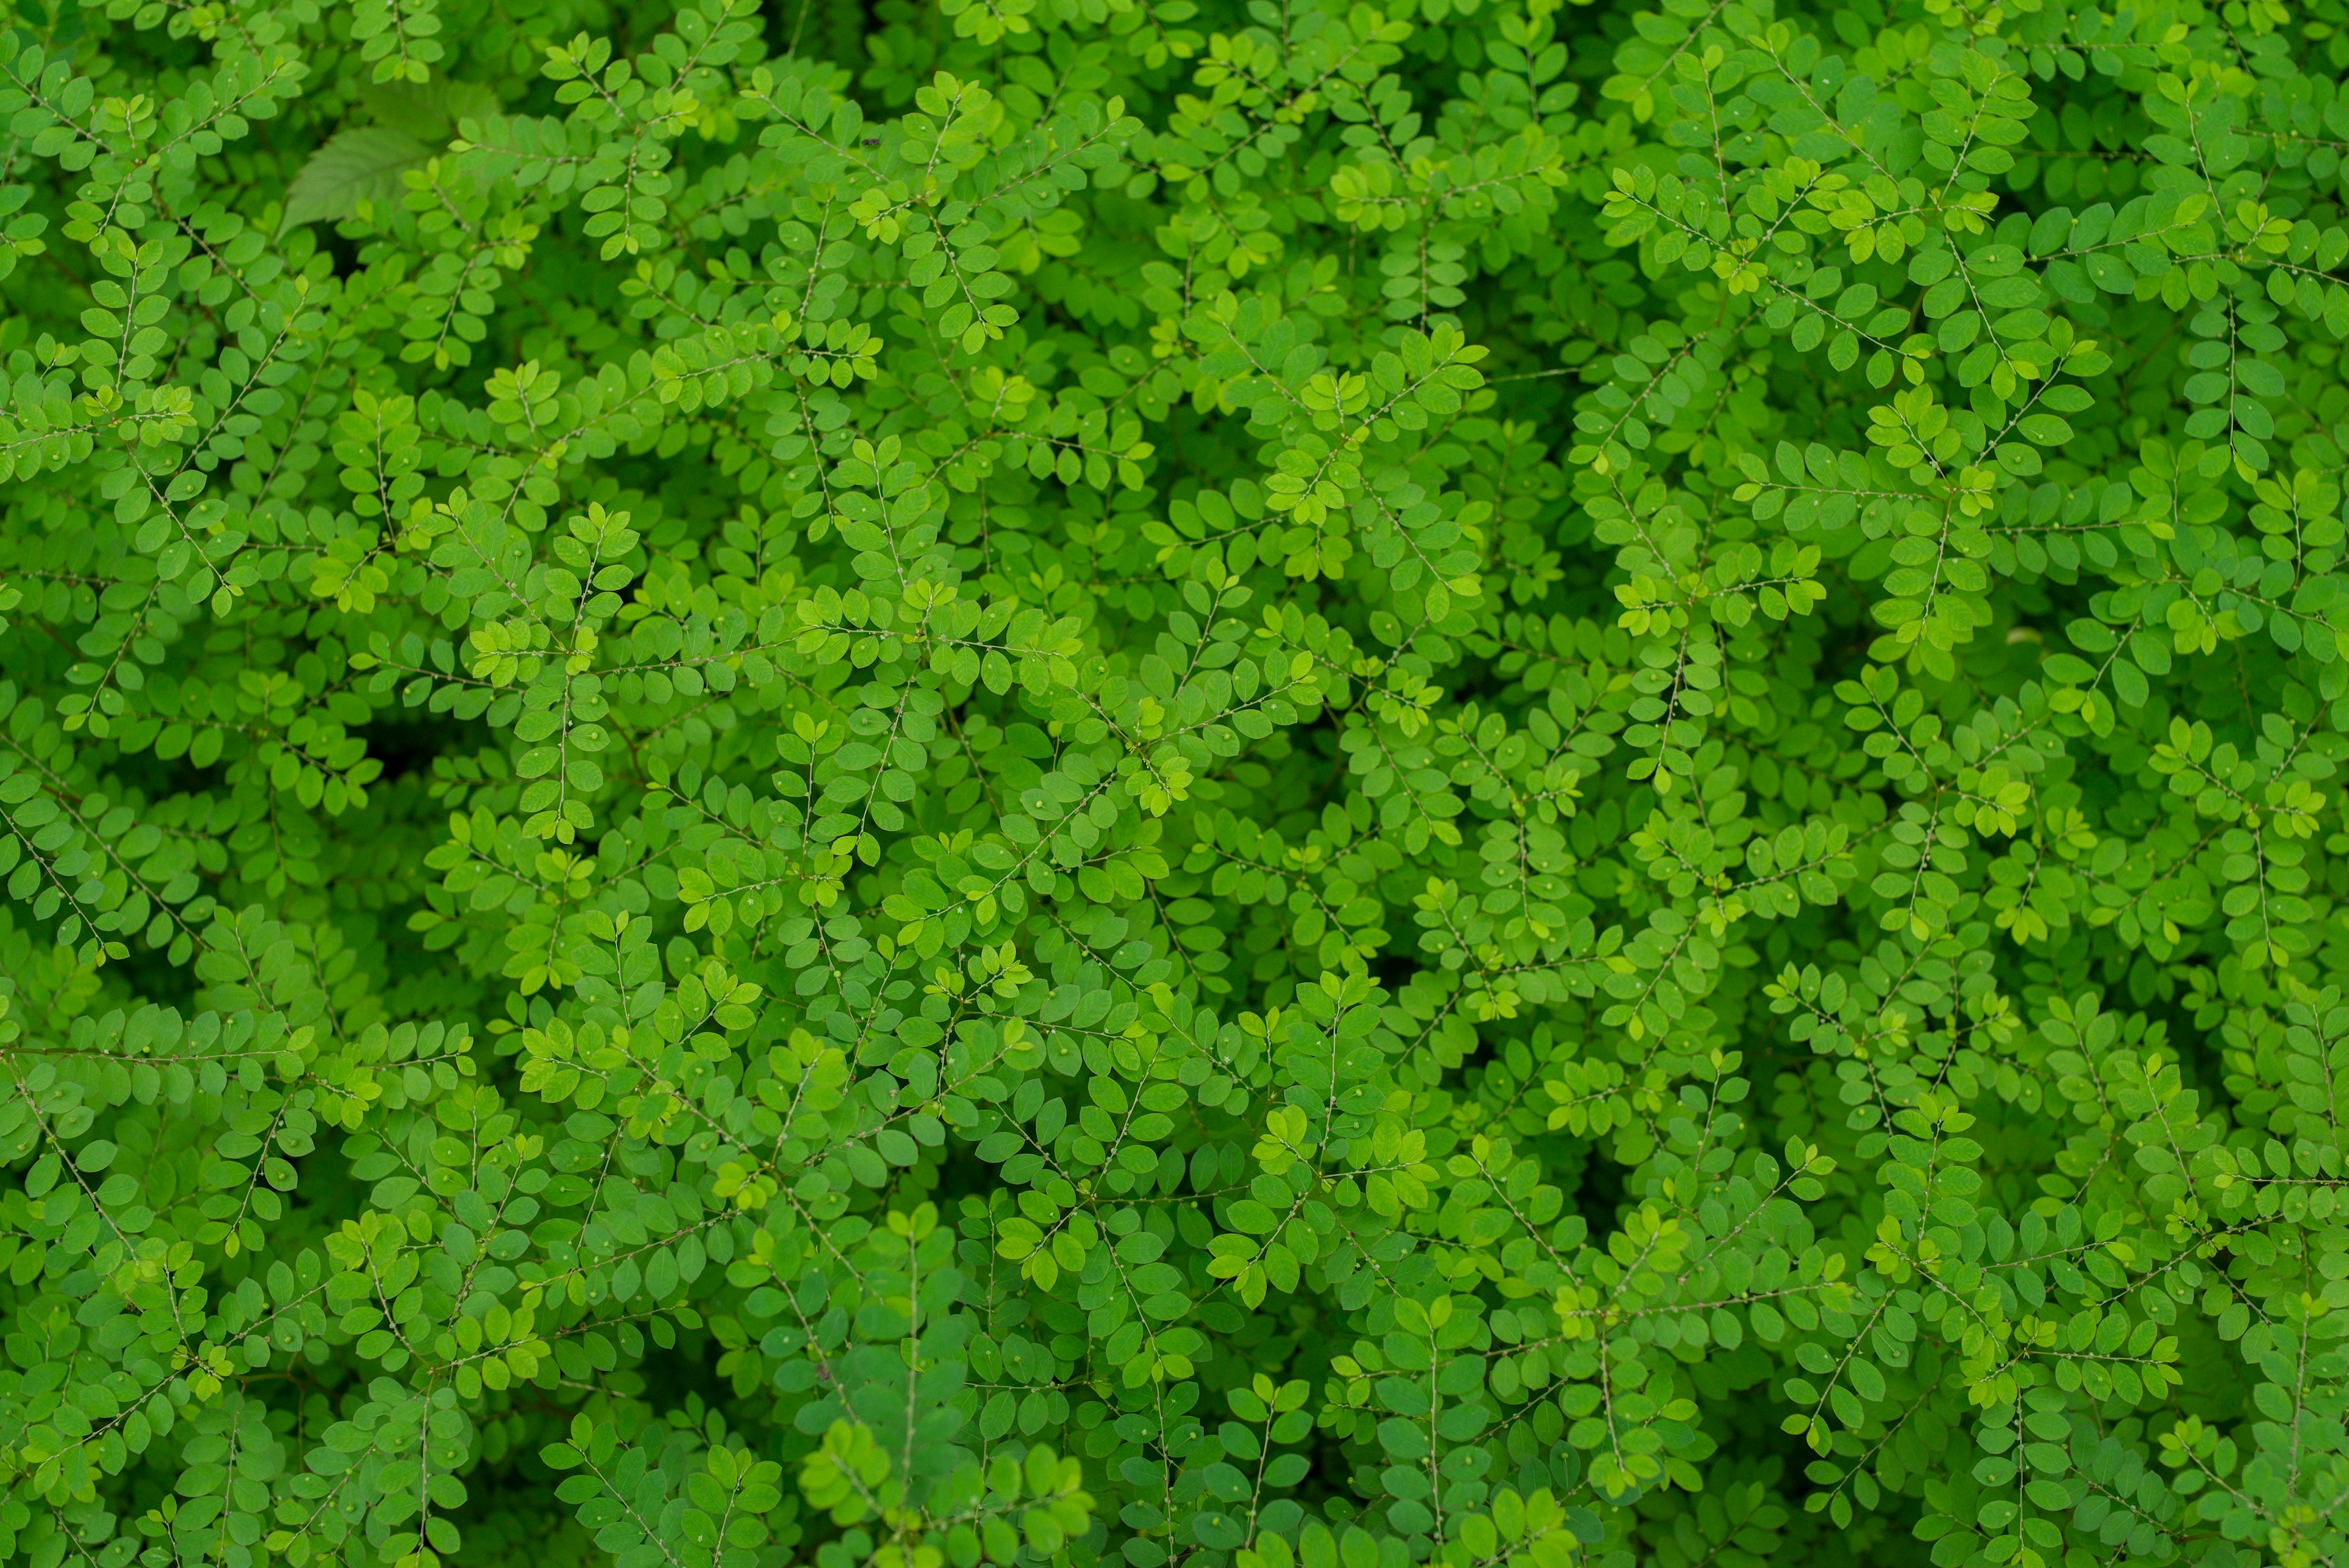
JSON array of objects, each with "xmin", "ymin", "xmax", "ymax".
[
  {"xmin": 1570, "ymin": 1143, "xmax": 1627, "ymax": 1240},
  {"xmin": 1372, "ymin": 951, "xmax": 1418, "ymax": 998},
  {"xmin": 633, "ymin": 1330, "xmax": 735, "ymax": 1425},
  {"xmin": 365, "ymin": 708, "xmax": 467, "ymax": 786},
  {"xmin": 106, "ymin": 940, "xmax": 200, "ymax": 1014},
  {"xmin": 318, "ymin": 226, "xmax": 366, "ymax": 281}
]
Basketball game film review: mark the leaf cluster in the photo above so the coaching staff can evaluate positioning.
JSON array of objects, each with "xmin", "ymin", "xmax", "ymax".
[{"xmin": 5, "ymin": 0, "xmax": 2349, "ymax": 1564}]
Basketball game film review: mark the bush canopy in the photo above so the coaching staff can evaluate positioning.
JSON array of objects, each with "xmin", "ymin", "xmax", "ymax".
[{"xmin": 0, "ymin": 0, "xmax": 2343, "ymax": 1561}]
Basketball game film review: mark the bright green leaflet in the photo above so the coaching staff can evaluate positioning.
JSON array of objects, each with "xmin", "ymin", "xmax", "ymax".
[{"xmin": 0, "ymin": 0, "xmax": 2343, "ymax": 1561}]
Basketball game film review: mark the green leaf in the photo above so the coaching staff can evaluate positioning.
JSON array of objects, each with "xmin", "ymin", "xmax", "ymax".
[{"xmin": 280, "ymin": 126, "xmax": 433, "ymax": 231}]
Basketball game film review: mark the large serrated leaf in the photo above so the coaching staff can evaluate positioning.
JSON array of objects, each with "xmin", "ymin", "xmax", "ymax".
[
  {"xmin": 357, "ymin": 76, "xmax": 500, "ymax": 140},
  {"xmin": 280, "ymin": 127, "xmax": 432, "ymax": 232}
]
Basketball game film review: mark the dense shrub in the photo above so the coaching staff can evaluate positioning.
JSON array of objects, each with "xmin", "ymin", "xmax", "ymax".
[{"xmin": 4, "ymin": 0, "xmax": 2349, "ymax": 1559}]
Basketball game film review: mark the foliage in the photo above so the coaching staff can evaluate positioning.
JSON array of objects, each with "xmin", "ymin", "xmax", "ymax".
[{"xmin": 6, "ymin": 0, "xmax": 2349, "ymax": 1558}]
